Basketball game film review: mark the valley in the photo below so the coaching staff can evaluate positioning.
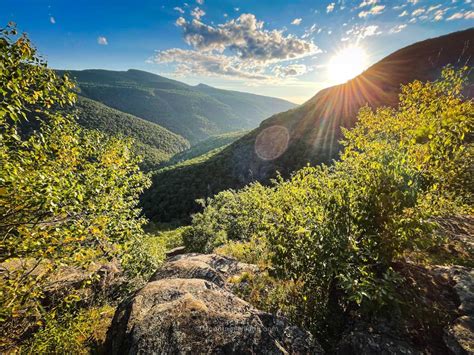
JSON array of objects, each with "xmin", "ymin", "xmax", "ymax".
[{"xmin": 1, "ymin": 11, "xmax": 473, "ymax": 354}]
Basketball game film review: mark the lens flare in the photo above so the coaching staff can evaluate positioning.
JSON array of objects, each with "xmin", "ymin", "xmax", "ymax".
[{"xmin": 255, "ymin": 125, "xmax": 289, "ymax": 161}]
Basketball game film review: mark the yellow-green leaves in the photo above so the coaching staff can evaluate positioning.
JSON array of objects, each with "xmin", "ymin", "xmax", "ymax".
[
  {"xmin": 0, "ymin": 25, "xmax": 151, "ymax": 349},
  {"xmin": 186, "ymin": 66, "xmax": 473, "ymax": 330}
]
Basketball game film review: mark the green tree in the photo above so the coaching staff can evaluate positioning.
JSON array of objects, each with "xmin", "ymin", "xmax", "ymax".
[{"xmin": 0, "ymin": 24, "xmax": 151, "ymax": 348}]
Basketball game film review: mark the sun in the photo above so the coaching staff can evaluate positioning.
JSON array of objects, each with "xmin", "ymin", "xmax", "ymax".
[{"xmin": 327, "ymin": 46, "xmax": 368, "ymax": 84}]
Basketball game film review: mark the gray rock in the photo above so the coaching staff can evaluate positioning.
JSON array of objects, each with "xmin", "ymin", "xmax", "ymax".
[
  {"xmin": 107, "ymin": 254, "xmax": 322, "ymax": 354},
  {"xmin": 165, "ymin": 246, "xmax": 186, "ymax": 259},
  {"xmin": 336, "ymin": 324, "xmax": 421, "ymax": 355},
  {"xmin": 435, "ymin": 266, "xmax": 474, "ymax": 354},
  {"xmin": 150, "ymin": 253, "xmax": 258, "ymax": 288},
  {"xmin": 106, "ymin": 278, "xmax": 322, "ymax": 354}
]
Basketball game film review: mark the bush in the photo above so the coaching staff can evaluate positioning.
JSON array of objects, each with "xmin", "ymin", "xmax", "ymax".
[
  {"xmin": 0, "ymin": 24, "xmax": 153, "ymax": 349},
  {"xmin": 22, "ymin": 305, "xmax": 115, "ymax": 354},
  {"xmin": 186, "ymin": 66, "xmax": 473, "ymax": 330}
]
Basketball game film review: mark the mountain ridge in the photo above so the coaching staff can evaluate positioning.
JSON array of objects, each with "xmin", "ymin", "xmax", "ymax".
[
  {"xmin": 142, "ymin": 27, "xmax": 474, "ymax": 222},
  {"xmin": 56, "ymin": 68, "xmax": 297, "ymax": 143}
]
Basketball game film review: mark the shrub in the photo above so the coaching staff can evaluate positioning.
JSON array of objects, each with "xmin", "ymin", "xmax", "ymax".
[
  {"xmin": 0, "ymin": 24, "xmax": 152, "ymax": 348},
  {"xmin": 186, "ymin": 67, "xmax": 473, "ymax": 328},
  {"xmin": 21, "ymin": 305, "xmax": 115, "ymax": 354}
]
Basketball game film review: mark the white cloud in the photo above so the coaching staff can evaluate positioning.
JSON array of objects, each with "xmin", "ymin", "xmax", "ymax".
[
  {"xmin": 176, "ymin": 14, "xmax": 320, "ymax": 63},
  {"xmin": 343, "ymin": 24, "xmax": 381, "ymax": 41},
  {"xmin": 196, "ymin": 0, "xmax": 204, "ymax": 4},
  {"xmin": 97, "ymin": 36, "xmax": 108, "ymax": 45},
  {"xmin": 389, "ymin": 24, "xmax": 407, "ymax": 33},
  {"xmin": 432, "ymin": 7, "xmax": 449, "ymax": 21},
  {"xmin": 327, "ymin": 3, "xmax": 335, "ymax": 13},
  {"xmin": 427, "ymin": 4, "xmax": 442, "ymax": 12},
  {"xmin": 151, "ymin": 48, "xmax": 270, "ymax": 80},
  {"xmin": 191, "ymin": 7, "xmax": 205, "ymax": 20},
  {"xmin": 49, "ymin": 16, "xmax": 56, "ymax": 24},
  {"xmin": 359, "ymin": 0, "xmax": 378, "ymax": 7},
  {"xmin": 358, "ymin": 5, "xmax": 385, "ymax": 17},
  {"xmin": 412, "ymin": 8, "xmax": 425, "ymax": 16},
  {"xmin": 272, "ymin": 64, "xmax": 308, "ymax": 77},
  {"xmin": 302, "ymin": 24, "xmax": 320, "ymax": 39},
  {"xmin": 291, "ymin": 18, "xmax": 302, "ymax": 25},
  {"xmin": 174, "ymin": 7, "xmax": 185, "ymax": 14},
  {"xmin": 153, "ymin": 14, "xmax": 321, "ymax": 81},
  {"xmin": 447, "ymin": 11, "xmax": 474, "ymax": 20},
  {"xmin": 393, "ymin": 4, "xmax": 407, "ymax": 10},
  {"xmin": 399, "ymin": 10, "xmax": 408, "ymax": 16}
]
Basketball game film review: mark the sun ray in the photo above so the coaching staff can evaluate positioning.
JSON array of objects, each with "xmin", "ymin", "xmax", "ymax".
[{"xmin": 327, "ymin": 46, "xmax": 368, "ymax": 84}]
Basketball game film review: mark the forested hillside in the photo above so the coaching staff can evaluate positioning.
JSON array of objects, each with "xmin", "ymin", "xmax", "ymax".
[
  {"xmin": 72, "ymin": 97, "xmax": 189, "ymax": 171},
  {"xmin": 142, "ymin": 28, "xmax": 474, "ymax": 222},
  {"xmin": 2, "ymin": 22, "xmax": 473, "ymax": 355},
  {"xmin": 56, "ymin": 69, "xmax": 296, "ymax": 143},
  {"xmin": 165, "ymin": 131, "xmax": 247, "ymax": 166}
]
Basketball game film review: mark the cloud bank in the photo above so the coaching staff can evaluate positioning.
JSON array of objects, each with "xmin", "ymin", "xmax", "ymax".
[{"xmin": 151, "ymin": 13, "xmax": 319, "ymax": 81}]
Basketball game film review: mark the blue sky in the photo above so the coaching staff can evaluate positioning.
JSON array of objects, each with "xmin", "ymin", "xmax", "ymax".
[{"xmin": 2, "ymin": 0, "xmax": 473, "ymax": 103}]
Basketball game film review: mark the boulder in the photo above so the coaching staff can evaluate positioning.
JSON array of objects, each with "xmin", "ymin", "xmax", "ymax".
[
  {"xmin": 165, "ymin": 246, "xmax": 186, "ymax": 259},
  {"xmin": 150, "ymin": 253, "xmax": 258, "ymax": 288},
  {"xmin": 106, "ymin": 254, "xmax": 323, "ymax": 354}
]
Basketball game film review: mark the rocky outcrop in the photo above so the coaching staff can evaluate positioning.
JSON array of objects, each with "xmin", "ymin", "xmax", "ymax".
[
  {"xmin": 336, "ymin": 262, "xmax": 474, "ymax": 355},
  {"xmin": 106, "ymin": 254, "xmax": 322, "ymax": 354},
  {"xmin": 150, "ymin": 253, "xmax": 258, "ymax": 287},
  {"xmin": 437, "ymin": 266, "xmax": 474, "ymax": 354}
]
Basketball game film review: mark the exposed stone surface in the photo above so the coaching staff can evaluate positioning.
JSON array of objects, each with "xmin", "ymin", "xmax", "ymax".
[
  {"xmin": 435, "ymin": 266, "xmax": 474, "ymax": 355},
  {"xmin": 150, "ymin": 253, "xmax": 258, "ymax": 288},
  {"xmin": 336, "ymin": 262, "xmax": 474, "ymax": 354},
  {"xmin": 107, "ymin": 254, "xmax": 322, "ymax": 354},
  {"xmin": 165, "ymin": 246, "xmax": 186, "ymax": 259},
  {"xmin": 336, "ymin": 324, "xmax": 421, "ymax": 355}
]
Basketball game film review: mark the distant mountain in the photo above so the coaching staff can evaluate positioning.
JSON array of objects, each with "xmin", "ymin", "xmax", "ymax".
[
  {"xmin": 142, "ymin": 28, "xmax": 474, "ymax": 222},
  {"xmin": 72, "ymin": 97, "xmax": 189, "ymax": 171},
  {"xmin": 56, "ymin": 69, "xmax": 297, "ymax": 143}
]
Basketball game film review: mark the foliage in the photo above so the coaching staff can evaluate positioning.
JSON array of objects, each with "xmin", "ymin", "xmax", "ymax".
[
  {"xmin": 182, "ymin": 183, "xmax": 273, "ymax": 252},
  {"xmin": 21, "ymin": 305, "xmax": 115, "ymax": 354},
  {"xmin": 0, "ymin": 24, "xmax": 152, "ymax": 348},
  {"xmin": 57, "ymin": 69, "xmax": 295, "ymax": 143},
  {"xmin": 142, "ymin": 226, "xmax": 188, "ymax": 265},
  {"xmin": 186, "ymin": 67, "xmax": 473, "ymax": 330},
  {"xmin": 142, "ymin": 143, "xmax": 245, "ymax": 222}
]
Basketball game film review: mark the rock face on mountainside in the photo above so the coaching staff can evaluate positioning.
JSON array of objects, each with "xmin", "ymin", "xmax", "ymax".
[{"xmin": 105, "ymin": 254, "xmax": 323, "ymax": 354}]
